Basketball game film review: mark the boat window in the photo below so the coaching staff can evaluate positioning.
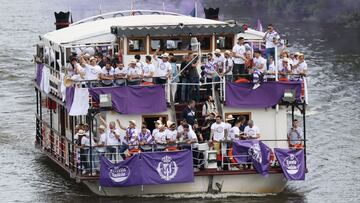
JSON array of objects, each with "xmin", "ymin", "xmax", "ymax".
[
  {"xmin": 150, "ymin": 36, "xmax": 211, "ymax": 53},
  {"xmin": 224, "ymin": 112, "xmax": 251, "ymax": 125},
  {"xmin": 128, "ymin": 38, "xmax": 146, "ymax": 54},
  {"xmin": 142, "ymin": 115, "xmax": 168, "ymax": 132},
  {"xmin": 216, "ymin": 35, "xmax": 234, "ymax": 50}
]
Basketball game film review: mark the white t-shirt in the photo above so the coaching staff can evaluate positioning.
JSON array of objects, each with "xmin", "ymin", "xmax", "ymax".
[
  {"xmin": 106, "ymin": 128, "xmax": 120, "ymax": 146},
  {"xmin": 223, "ymin": 57, "xmax": 234, "ymax": 75},
  {"xmin": 185, "ymin": 130, "xmax": 198, "ymax": 148},
  {"xmin": 127, "ymin": 66, "xmax": 142, "ymax": 81},
  {"xmin": 114, "ymin": 66, "xmax": 128, "ymax": 84},
  {"xmin": 224, "ymin": 122, "xmax": 232, "ymax": 140},
  {"xmin": 211, "ymin": 122, "xmax": 227, "ymax": 141},
  {"xmin": 214, "ymin": 55, "xmax": 225, "ymax": 67},
  {"xmin": 244, "ymin": 125, "xmax": 260, "ymax": 139},
  {"xmin": 229, "ymin": 126, "xmax": 240, "ymax": 141},
  {"xmin": 232, "ymin": 44, "xmax": 246, "ymax": 64},
  {"xmin": 155, "ymin": 58, "xmax": 172, "ymax": 78},
  {"xmin": 142, "ymin": 63, "xmax": 156, "ymax": 82},
  {"xmin": 84, "ymin": 64, "xmax": 101, "ymax": 80},
  {"xmin": 265, "ymin": 31, "xmax": 280, "ymax": 48},
  {"xmin": 154, "ymin": 130, "xmax": 167, "ymax": 143},
  {"xmin": 253, "ymin": 56, "xmax": 267, "ymax": 73},
  {"xmin": 101, "ymin": 67, "xmax": 115, "ymax": 85},
  {"xmin": 278, "ymin": 62, "xmax": 290, "ymax": 73},
  {"xmin": 81, "ymin": 135, "xmax": 90, "ymax": 147},
  {"xmin": 293, "ymin": 61, "xmax": 307, "ymax": 74},
  {"xmin": 97, "ymin": 133, "xmax": 107, "ymax": 153},
  {"xmin": 165, "ymin": 129, "xmax": 178, "ymax": 142}
]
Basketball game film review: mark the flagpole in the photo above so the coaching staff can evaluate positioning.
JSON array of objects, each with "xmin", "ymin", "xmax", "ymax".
[
  {"xmin": 162, "ymin": 1, "xmax": 165, "ymax": 12},
  {"xmin": 195, "ymin": 0, "xmax": 198, "ymax": 17}
]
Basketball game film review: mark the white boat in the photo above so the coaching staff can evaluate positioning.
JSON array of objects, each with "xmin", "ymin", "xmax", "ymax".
[{"xmin": 33, "ymin": 9, "xmax": 307, "ymax": 196}]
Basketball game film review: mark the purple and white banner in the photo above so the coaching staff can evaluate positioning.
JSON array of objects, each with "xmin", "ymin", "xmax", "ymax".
[
  {"xmin": 99, "ymin": 154, "xmax": 143, "ymax": 187},
  {"xmin": 100, "ymin": 150, "xmax": 194, "ymax": 187},
  {"xmin": 274, "ymin": 148, "xmax": 305, "ymax": 180},
  {"xmin": 232, "ymin": 140, "xmax": 271, "ymax": 176},
  {"xmin": 141, "ymin": 150, "xmax": 194, "ymax": 185}
]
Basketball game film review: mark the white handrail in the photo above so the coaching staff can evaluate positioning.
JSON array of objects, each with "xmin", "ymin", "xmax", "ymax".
[{"xmin": 72, "ymin": 10, "xmax": 186, "ymax": 26}]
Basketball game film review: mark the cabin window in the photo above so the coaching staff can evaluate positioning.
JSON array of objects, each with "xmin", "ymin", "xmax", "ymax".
[
  {"xmin": 150, "ymin": 36, "xmax": 211, "ymax": 53},
  {"xmin": 128, "ymin": 38, "xmax": 146, "ymax": 54},
  {"xmin": 216, "ymin": 35, "xmax": 234, "ymax": 50}
]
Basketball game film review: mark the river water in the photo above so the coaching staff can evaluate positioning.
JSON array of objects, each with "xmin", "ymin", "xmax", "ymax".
[{"xmin": 0, "ymin": 0, "xmax": 359, "ymax": 202}]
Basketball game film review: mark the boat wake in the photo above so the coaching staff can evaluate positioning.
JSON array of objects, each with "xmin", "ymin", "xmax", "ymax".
[{"xmin": 140, "ymin": 192, "xmax": 275, "ymax": 199}]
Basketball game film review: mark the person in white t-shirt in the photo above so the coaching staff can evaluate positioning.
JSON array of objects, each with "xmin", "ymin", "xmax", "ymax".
[
  {"xmin": 114, "ymin": 61, "xmax": 127, "ymax": 86},
  {"xmin": 153, "ymin": 50, "xmax": 172, "ymax": 84},
  {"xmin": 154, "ymin": 124, "xmax": 167, "ymax": 151},
  {"xmin": 263, "ymin": 24, "xmax": 280, "ymax": 68},
  {"xmin": 222, "ymin": 50, "xmax": 234, "ymax": 81},
  {"xmin": 251, "ymin": 50, "xmax": 267, "ymax": 89},
  {"xmin": 69, "ymin": 57, "xmax": 85, "ymax": 81},
  {"xmin": 244, "ymin": 120, "xmax": 260, "ymax": 140},
  {"xmin": 277, "ymin": 57, "xmax": 291, "ymax": 81},
  {"xmin": 230, "ymin": 120, "xmax": 245, "ymax": 141},
  {"xmin": 126, "ymin": 59, "xmax": 142, "ymax": 85},
  {"xmin": 134, "ymin": 54, "xmax": 145, "ymax": 70},
  {"xmin": 232, "ymin": 37, "xmax": 247, "ymax": 78},
  {"xmin": 210, "ymin": 115, "xmax": 227, "ymax": 142},
  {"xmin": 84, "ymin": 57, "xmax": 101, "ymax": 82},
  {"xmin": 165, "ymin": 121, "xmax": 178, "ymax": 150},
  {"xmin": 99, "ymin": 117, "xmax": 120, "ymax": 161},
  {"xmin": 224, "ymin": 115, "xmax": 235, "ymax": 140},
  {"xmin": 291, "ymin": 53, "xmax": 308, "ymax": 81},
  {"xmin": 214, "ymin": 49, "xmax": 225, "ymax": 72},
  {"xmin": 142, "ymin": 55, "xmax": 156, "ymax": 83},
  {"xmin": 100, "ymin": 61, "xmax": 115, "ymax": 86}
]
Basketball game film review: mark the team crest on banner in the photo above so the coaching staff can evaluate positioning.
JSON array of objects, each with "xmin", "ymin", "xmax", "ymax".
[
  {"xmin": 274, "ymin": 148, "xmax": 305, "ymax": 180},
  {"xmin": 109, "ymin": 166, "xmax": 130, "ymax": 183},
  {"xmin": 283, "ymin": 154, "xmax": 300, "ymax": 175},
  {"xmin": 157, "ymin": 155, "xmax": 178, "ymax": 181},
  {"xmin": 248, "ymin": 143, "xmax": 262, "ymax": 163}
]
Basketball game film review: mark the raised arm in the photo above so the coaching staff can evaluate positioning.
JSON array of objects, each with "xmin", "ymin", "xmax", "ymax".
[{"xmin": 116, "ymin": 119, "xmax": 127, "ymax": 131}]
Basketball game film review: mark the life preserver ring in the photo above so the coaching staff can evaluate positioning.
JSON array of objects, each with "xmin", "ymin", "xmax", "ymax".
[
  {"xmin": 235, "ymin": 78, "xmax": 250, "ymax": 83},
  {"xmin": 165, "ymin": 146, "xmax": 178, "ymax": 151},
  {"xmin": 141, "ymin": 81, "xmax": 154, "ymax": 86},
  {"xmin": 278, "ymin": 77, "xmax": 289, "ymax": 82}
]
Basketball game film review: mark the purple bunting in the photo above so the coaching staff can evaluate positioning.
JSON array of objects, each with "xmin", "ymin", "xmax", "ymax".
[
  {"xmin": 225, "ymin": 81, "xmax": 302, "ymax": 108},
  {"xmin": 232, "ymin": 140, "xmax": 271, "ymax": 176},
  {"xmin": 35, "ymin": 63, "xmax": 44, "ymax": 87},
  {"xmin": 100, "ymin": 154, "xmax": 143, "ymax": 187},
  {"xmin": 89, "ymin": 85, "xmax": 167, "ymax": 114},
  {"xmin": 274, "ymin": 148, "xmax": 305, "ymax": 180},
  {"xmin": 65, "ymin": 87, "xmax": 75, "ymax": 113}
]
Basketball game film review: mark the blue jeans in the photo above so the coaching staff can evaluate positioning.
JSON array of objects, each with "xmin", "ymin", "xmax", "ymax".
[
  {"xmin": 119, "ymin": 144, "xmax": 128, "ymax": 160},
  {"xmin": 266, "ymin": 48, "xmax": 275, "ymax": 69},
  {"xmin": 180, "ymin": 78, "xmax": 188, "ymax": 102},
  {"xmin": 187, "ymin": 77, "xmax": 200, "ymax": 102}
]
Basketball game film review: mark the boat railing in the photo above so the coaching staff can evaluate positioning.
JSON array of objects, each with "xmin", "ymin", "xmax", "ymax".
[{"xmin": 71, "ymin": 10, "xmax": 185, "ymax": 26}]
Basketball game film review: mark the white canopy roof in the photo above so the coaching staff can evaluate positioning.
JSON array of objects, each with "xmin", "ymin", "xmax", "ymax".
[
  {"xmin": 237, "ymin": 28, "xmax": 265, "ymax": 41},
  {"xmin": 42, "ymin": 14, "xmax": 228, "ymax": 50}
]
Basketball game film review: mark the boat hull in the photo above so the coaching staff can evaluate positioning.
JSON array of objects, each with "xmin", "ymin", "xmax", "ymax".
[{"xmin": 83, "ymin": 173, "xmax": 287, "ymax": 196}]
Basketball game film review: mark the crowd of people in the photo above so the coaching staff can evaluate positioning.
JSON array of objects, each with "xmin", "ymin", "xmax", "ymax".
[{"xmin": 64, "ymin": 24, "xmax": 307, "ymax": 101}]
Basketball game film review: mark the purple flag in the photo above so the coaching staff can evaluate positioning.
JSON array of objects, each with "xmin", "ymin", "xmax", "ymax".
[
  {"xmin": 141, "ymin": 150, "xmax": 194, "ymax": 185},
  {"xmin": 89, "ymin": 85, "xmax": 167, "ymax": 114},
  {"xmin": 226, "ymin": 82, "xmax": 302, "ymax": 108},
  {"xmin": 65, "ymin": 87, "xmax": 75, "ymax": 113},
  {"xmin": 232, "ymin": 140, "xmax": 271, "ymax": 176},
  {"xmin": 99, "ymin": 155, "xmax": 143, "ymax": 187},
  {"xmin": 274, "ymin": 148, "xmax": 305, "ymax": 180},
  {"xmin": 35, "ymin": 63, "xmax": 44, "ymax": 87}
]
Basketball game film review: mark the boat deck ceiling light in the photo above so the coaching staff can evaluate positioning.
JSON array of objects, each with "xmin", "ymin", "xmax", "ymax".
[
  {"xmin": 282, "ymin": 89, "xmax": 296, "ymax": 103},
  {"xmin": 99, "ymin": 94, "xmax": 112, "ymax": 108}
]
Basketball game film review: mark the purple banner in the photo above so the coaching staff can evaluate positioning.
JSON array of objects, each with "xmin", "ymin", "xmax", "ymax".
[
  {"xmin": 89, "ymin": 85, "xmax": 167, "ymax": 114},
  {"xmin": 232, "ymin": 140, "xmax": 271, "ymax": 176},
  {"xmin": 100, "ymin": 154, "xmax": 143, "ymax": 187},
  {"xmin": 225, "ymin": 82, "xmax": 302, "ymax": 108},
  {"xmin": 141, "ymin": 150, "xmax": 194, "ymax": 185},
  {"xmin": 274, "ymin": 148, "xmax": 305, "ymax": 180},
  {"xmin": 65, "ymin": 87, "xmax": 75, "ymax": 113},
  {"xmin": 35, "ymin": 63, "xmax": 44, "ymax": 87}
]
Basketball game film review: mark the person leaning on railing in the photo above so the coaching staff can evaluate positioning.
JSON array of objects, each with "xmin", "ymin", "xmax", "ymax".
[
  {"xmin": 117, "ymin": 119, "xmax": 139, "ymax": 159},
  {"xmin": 114, "ymin": 60, "xmax": 127, "ymax": 86},
  {"xmin": 126, "ymin": 59, "xmax": 142, "ymax": 86},
  {"xmin": 287, "ymin": 119, "xmax": 303, "ymax": 149},
  {"xmin": 290, "ymin": 53, "xmax": 308, "ymax": 81},
  {"xmin": 153, "ymin": 49, "xmax": 172, "ymax": 85},
  {"xmin": 243, "ymin": 120, "xmax": 260, "ymax": 140},
  {"xmin": 99, "ymin": 60, "xmax": 115, "ymax": 87},
  {"xmin": 142, "ymin": 55, "xmax": 156, "ymax": 84},
  {"xmin": 99, "ymin": 116, "xmax": 121, "ymax": 162},
  {"xmin": 138, "ymin": 122, "xmax": 153, "ymax": 152}
]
